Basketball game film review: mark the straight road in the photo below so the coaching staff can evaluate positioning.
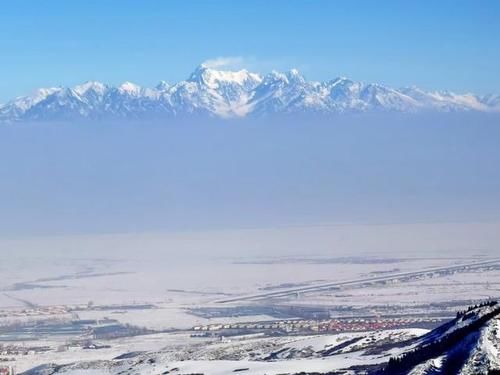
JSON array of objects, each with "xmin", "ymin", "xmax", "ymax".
[{"xmin": 217, "ymin": 258, "xmax": 500, "ymax": 303}]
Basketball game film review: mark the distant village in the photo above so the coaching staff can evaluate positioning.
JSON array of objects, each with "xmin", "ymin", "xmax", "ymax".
[{"xmin": 192, "ymin": 316, "xmax": 446, "ymax": 336}]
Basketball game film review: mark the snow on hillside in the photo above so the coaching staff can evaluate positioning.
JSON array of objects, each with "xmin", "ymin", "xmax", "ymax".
[
  {"xmin": 22, "ymin": 328, "xmax": 426, "ymax": 374},
  {"xmin": 382, "ymin": 303, "xmax": 500, "ymax": 375},
  {"xmin": 22, "ymin": 303, "xmax": 500, "ymax": 375},
  {"xmin": 1, "ymin": 65, "xmax": 499, "ymax": 122}
]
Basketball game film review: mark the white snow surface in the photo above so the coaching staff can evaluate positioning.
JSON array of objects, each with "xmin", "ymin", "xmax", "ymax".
[{"xmin": 20, "ymin": 328, "xmax": 428, "ymax": 374}]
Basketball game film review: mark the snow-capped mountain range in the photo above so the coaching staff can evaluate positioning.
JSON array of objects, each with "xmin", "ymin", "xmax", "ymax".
[{"xmin": 1, "ymin": 64, "xmax": 499, "ymax": 122}]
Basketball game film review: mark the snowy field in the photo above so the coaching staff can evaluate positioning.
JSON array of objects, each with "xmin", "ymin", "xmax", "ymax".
[
  {"xmin": 0, "ymin": 222, "xmax": 499, "ymax": 372},
  {"xmin": 11, "ymin": 328, "xmax": 429, "ymax": 374}
]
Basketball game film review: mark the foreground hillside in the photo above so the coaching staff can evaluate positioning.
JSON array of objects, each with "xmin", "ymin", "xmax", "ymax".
[
  {"xmin": 23, "ymin": 302, "xmax": 500, "ymax": 375},
  {"xmin": 380, "ymin": 301, "xmax": 500, "ymax": 375}
]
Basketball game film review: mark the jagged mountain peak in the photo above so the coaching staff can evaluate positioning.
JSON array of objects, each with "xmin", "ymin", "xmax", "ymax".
[
  {"xmin": 73, "ymin": 81, "xmax": 108, "ymax": 96},
  {"xmin": 188, "ymin": 64, "xmax": 262, "ymax": 89},
  {"xmin": 264, "ymin": 70, "xmax": 291, "ymax": 83},
  {"xmin": 286, "ymin": 68, "xmax": 306, "ymax": 82},
  {"xmin": 117, "ymin": 81, "xmax": 142, "ymax": 95},
  {"xmin": 155, "ymin": 80, "xmax": 170, "ymax": 91}
]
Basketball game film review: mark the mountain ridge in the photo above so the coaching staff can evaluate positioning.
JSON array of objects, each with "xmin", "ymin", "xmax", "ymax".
[{"xmin": 1, "ymin": 65, "xmax": 499, "ymax": 122}]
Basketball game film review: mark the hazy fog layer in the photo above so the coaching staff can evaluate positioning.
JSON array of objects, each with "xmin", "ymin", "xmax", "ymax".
[
  {"xmin": 1, "ymin": 222, "xmax": 499, "ymax": 261},
  {"xmin": 0, "ymin": 113, "xmax": 499, "ymax": 237}
]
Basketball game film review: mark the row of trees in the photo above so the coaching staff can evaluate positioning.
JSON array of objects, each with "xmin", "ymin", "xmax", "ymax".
[{"xmin": 456, "ymin": 300, "xmax": 497, "ymax": 318}]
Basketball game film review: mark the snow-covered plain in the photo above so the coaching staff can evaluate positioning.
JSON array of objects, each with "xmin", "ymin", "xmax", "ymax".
[{"xmin": 0, "ymin": 222, "xmax": 499, "ymax": 373}]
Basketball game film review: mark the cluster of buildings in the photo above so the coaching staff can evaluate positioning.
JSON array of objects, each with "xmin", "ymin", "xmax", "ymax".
[
  {"xmin": 0, "ymin": 366, "xmax": 14, "ymax": 375},
  {"xmin": 317, "ymin": 317, "xmax": 443, "ymax": 332},
  {"xmin": 0, "ymin": 306, "xmax": 69, "ymax": 319},
  {"xmin": 0, "ymin": 344, "xmax": 51, "ymax": 357},
  {"xmin": 192, "ymin": 316, "xmax": 445, "ymax": 335}
]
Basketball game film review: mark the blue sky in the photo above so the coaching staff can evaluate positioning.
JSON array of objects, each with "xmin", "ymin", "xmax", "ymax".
[{"xmin": 0, "ymin": 1, "xmax": 499, "ymax": 101}]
